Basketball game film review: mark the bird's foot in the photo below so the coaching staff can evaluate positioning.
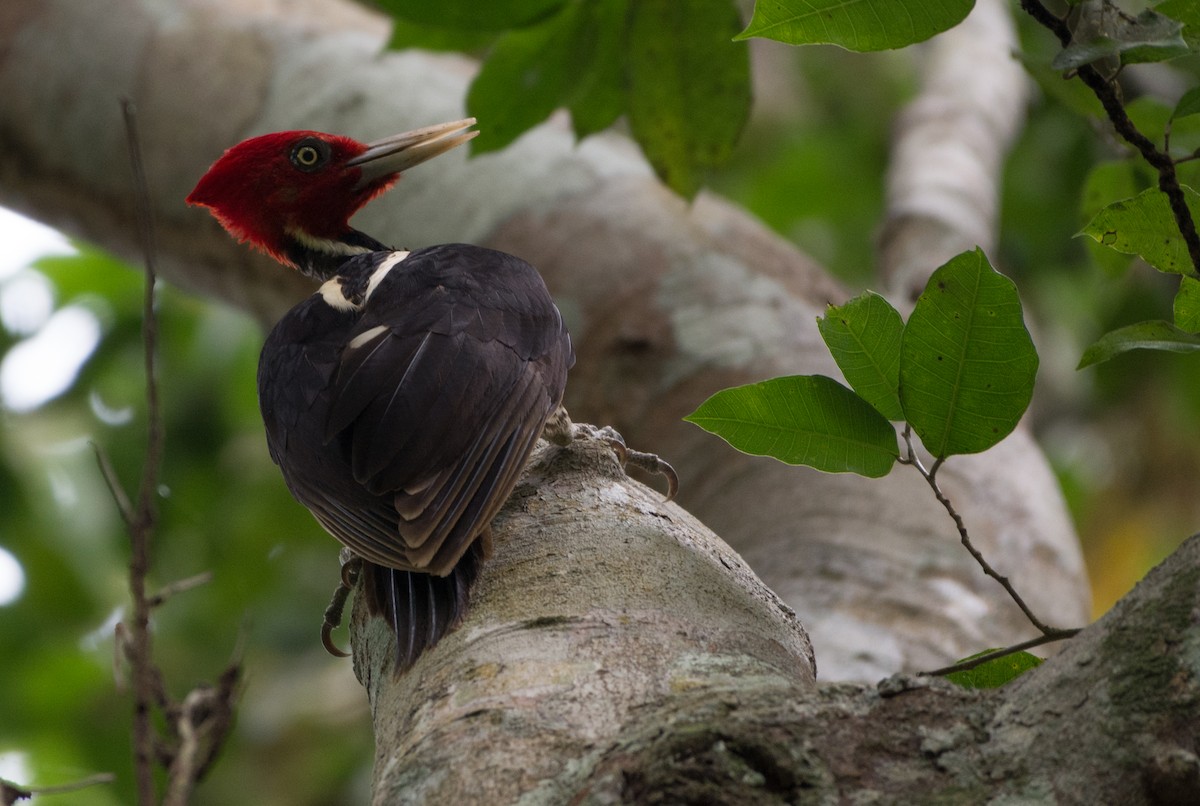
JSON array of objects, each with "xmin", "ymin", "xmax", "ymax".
[
  {"xmin": 543, "ymin": 408, "xmax": 679, "ymax": 502},
  {"xmin": 321, "ymin": 552, "xmax": 362, "ymax": 658}
]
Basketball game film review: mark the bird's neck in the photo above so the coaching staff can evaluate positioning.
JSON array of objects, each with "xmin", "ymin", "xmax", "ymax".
[{"xmin": 282, "ymin": 227, "xmax": 389, "ymax": 281}]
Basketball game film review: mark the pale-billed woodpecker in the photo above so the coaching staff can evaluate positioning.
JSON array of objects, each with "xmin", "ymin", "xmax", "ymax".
[{"xmin": 187, "ymin": 118, "xmax": 574, "ymax": 671}]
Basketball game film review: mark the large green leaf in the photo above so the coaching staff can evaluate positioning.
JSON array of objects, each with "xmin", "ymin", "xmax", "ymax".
[
  {"xmin": 375, "ymin": 0, "xmax": 566, "ymax": 31},
  {"xmin": 1078, "ymin": 320, "xmax": 1200, "ymax": 368},
  {"xmin": 1079, "ymin": 185, "xmax": 1200, "ymax": 275},
  {"xmin": 684, "ymin": 375, "xmax": 899, "ymax": 477},
  {"xmin": 737, "ymin": 0, "xmax": 975, "ymax": 51},
  {"xmin": 818, "ymin": 292, "xmax": 904, "ymax": 421},
  {"xmin": 626, "ymin": 0, "xmax": 751, "ymax": 199},
  {"xmin": 466, "ymin": 3, "xmax": 599, "ymax": 154},
  {"xmin": 566, "ymin": 0, "xmax": 627, "ymax": 139},
  {"xmin": 899, "ymin": 249, "xmax": 1038, "ymax": 458}
]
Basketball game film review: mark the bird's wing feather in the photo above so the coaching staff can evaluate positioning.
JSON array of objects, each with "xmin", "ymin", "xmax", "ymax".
[{"xmin": 278, "ymin": 245, "xmax": 570, "ymax": 576}]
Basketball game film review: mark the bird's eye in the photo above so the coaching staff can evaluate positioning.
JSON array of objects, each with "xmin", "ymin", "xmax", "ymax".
[{"xmin": 290, "ymin": 138, "xmax": 331, "ymax": 173}]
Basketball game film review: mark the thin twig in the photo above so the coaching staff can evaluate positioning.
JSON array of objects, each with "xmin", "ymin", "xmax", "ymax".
[
  {"xmin": 921, "ymin": 630, "xmax": 1080, "ymax": 677},
  {"xmin": 1019, "ymin": 0, "xmax": 1200, "ymax": 277},
  {"xmin": 112, "ymin": 97, "xmax": 242, "ymax": 805},
  {"xmin": 120, "ymin": 97, "xmax": 163, "ymax": 806},
  {"xmin": 147, "ymin": 571, "xmax": 214, "ymax": 609},
  {"xmin": 194, "ymin": 663, "xmax": 241, "ymax": 782},
  {"xmin": 164, "ymin": 689, "xmax": 205, "ymax": 806},
  {"xmin": 90, "ymin": 441, "xmax": 135, "ymax": 526},
  {"xmin": 899, "ymin": 427, "xmax": 1078, "ymax": 639},
  {"xmin": 1, "ymin": 773, "xmax": 116, "ymax": 804}
]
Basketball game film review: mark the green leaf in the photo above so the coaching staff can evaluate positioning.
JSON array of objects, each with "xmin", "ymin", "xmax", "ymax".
[
  {"xmin": 899, "ymin": 249, "xmax": 1038, "ymax": 458},
  {"xmin": 626, "ymin": 0, "xmax": 751, "ymax": 198},
  {"xmin": 1079, "ymin": 186, "xmax": 1200, "ymax": 275},
  {"xmin": 944, "ymin": 650, "xmax": 1043, "ymax": 689},
  {"xmin": 1078, "ymin": 320, "xmax": 1200, "ymax": 368},
  {"xmin": 1175, "ymin": 277, "xmax": 1200, "ymax": 332},
  {"xmin": 466, "ymin": 3, "xmax": 602, "ymax": 154},
  {"xmin": 684, "ymin": 375, "xmax": 899, "ymax": 477},
  {"xmin": 566, "ymin": 0, "xmax": 627, "ymax": 139},
  {"xmin": 1155, "ymin": 0, "xmax": 1200, "ymax": 48},
  {"xmin": 817, "ymin": 292, "xmax": 905, "ymax": 421},
  {"xmin": 1078, "ymin": 161, "xmax": 1145, "ymax": 275},
  {"xmin": 387, "ymin": 16, "xmax": 498, "ymax": 53},
  {"xmin": 736, "ymin": 0, "xmax": 975, "ymax": 51},
  {"xmin": 1171, "ymin": 87, "xmax": 1200, "ymax": 123},
  {"xmin": 375, "ymin": 0, "xmax": 567, "ymax": 32},
  {"xmin": 1052, "ymin": 5, "xmax": 1187, "ymax": 71},
  {"xmin": 1080, "ymin": 161, "xmax": 1143, "ymax": 221}
]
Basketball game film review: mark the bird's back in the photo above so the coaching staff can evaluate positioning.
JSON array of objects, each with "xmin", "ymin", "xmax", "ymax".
[{"xmin": 258, "ymin": 243, "xmax": 573, "ymax": 668}]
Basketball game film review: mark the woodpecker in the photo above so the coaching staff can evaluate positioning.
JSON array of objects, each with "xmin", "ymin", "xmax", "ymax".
[{"xmin": 187, "ymin": 118, "xmax": 574, "ymax": 671}]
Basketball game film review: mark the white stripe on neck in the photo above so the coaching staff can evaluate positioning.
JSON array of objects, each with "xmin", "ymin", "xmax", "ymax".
[
  {"xmin": 318, "ymin": 278, "xmax": 358, "ymax": 312},
  {"xmin": 364, "ymin": 251, "xmax": 411, "ymax": 302}
]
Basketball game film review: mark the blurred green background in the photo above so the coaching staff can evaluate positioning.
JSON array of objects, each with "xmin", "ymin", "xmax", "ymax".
[{"xmin": 2, "ymin": 22, "xmax": 1198, "ymax": 806}]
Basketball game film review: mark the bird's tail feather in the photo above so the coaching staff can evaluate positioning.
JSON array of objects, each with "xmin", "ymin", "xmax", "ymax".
[{"xmin": 360, "ymin": 536, "xmax": 487, "ymax": 673}]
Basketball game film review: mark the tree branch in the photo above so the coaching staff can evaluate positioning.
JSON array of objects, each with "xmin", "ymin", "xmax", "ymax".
[
  {"xmin": 120, "ymin": 97, "xmax": 163, "ymax": 806},
  {"xmin": 1019, "ymin": 0, "xmax": 1200, "ymax": 277},
  {"xmin": 899, "ymin": 427, "xmax": 1080, "ymax": 642}
]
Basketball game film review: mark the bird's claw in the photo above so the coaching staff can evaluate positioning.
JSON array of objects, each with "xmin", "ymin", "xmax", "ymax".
[
  {"xmin": 610, "ymin": 441, "xmax": 680, "ymax": 502},
  {"xmin": 544, "ymin": 408, "xmax": 678, "ymax": 501},
  {"xmin": 321, "ymin": 556, "xmax": 362, "ymax": 658}
]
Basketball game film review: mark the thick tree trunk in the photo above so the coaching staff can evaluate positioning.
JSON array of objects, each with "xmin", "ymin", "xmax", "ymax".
[
  {"xmin": 355, "ymin": 434, "xmax": 1199, "ymax": 804},
  {"xmin": 352, "ymin": 433, "xmax": 817, "ymax": 803},
  {"xmin": 0, "ymin": 0, "xmax": 1090, "ymax": 685}
]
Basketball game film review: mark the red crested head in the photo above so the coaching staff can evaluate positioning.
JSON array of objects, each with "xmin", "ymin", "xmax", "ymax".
[{"xmin": 187, "ymin": 119, "xmax": 478, "ymax": 269}]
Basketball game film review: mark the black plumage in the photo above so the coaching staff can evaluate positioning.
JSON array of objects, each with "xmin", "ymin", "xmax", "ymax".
[{"xmin": 258, "ymin": 243, "xmax": 574, "ymax": 670}]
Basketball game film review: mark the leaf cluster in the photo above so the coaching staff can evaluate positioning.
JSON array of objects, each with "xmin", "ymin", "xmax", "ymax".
[
  {"xmin": 381, "ymin": 0, "xmax": 751, "ymax": 198},
  {"xmin": 686, "ymin": 249, "xmax": 1038, "ymax": 476}
]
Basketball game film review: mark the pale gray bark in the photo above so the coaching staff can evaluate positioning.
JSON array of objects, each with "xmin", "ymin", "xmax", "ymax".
[
  {"xmin": 881, "ymin": 0, "xmax": 1029, "ymax": 306},
  {"xmin": 355, "ymin": 436, "xmax": 1198, "ymax": 804},
  {"xmin": 0, "ymin": 0, "xmax": 1090, "ymax": 684},
  {"xmin": 352, "ymin": 433, "xmax": 817, "ymax": 803}
]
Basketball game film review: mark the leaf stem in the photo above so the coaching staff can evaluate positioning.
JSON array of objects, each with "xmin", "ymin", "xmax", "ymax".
[
  {"xmin": 921, "ymin": 629, "xmax": 1080, "ymax": 677},
  {"xmin": 900, "ymin": 427, "xmax": 1077, "ymax": 639}
]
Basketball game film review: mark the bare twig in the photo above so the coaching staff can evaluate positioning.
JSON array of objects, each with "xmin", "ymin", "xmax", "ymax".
[
  {"xmin": 193, "ymin": 663, "xmax": 241, "ymax": 782},
  {"xmin": 147, "ymin": 572, "xmax": 214, "ymax": 609},
  {"xmin": 90, "ymin": 441, "xmax": 135, "ymax": 526},
  {"xmin": 110, "ymin": 98, "xmax": 243, "ymax": 806},
  {"xmin": 164, "ymin": 690, "xmax": 205, "ymax": 806},
  {"xmin": 898, "ymin": 427, "xmax": 1080, "ymax": 643},
  {"xmin": 921, "ymin": 631, "xmax": 1079, "ymax": 677},
  {"xmin": 1019, "ymin": 0, "xmax": 1200, "ymax": 277},
  {"xmin": 120, "ymin": 96, "xmax": 162, "ymax": 806},
  {"xmin": 2, "ymin": 773, "xmax": 116, "ymax": 805}
]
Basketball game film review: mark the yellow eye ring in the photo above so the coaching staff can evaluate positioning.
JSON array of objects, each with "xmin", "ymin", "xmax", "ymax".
[{"xmin": 290, "ymin": 138, "xmax": 330, "ymax": 173}]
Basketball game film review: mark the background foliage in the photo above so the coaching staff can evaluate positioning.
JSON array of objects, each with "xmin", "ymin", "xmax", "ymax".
[{"xmin": 1, "ymin": 0, "xmax": 1199, "ymax": 802}]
